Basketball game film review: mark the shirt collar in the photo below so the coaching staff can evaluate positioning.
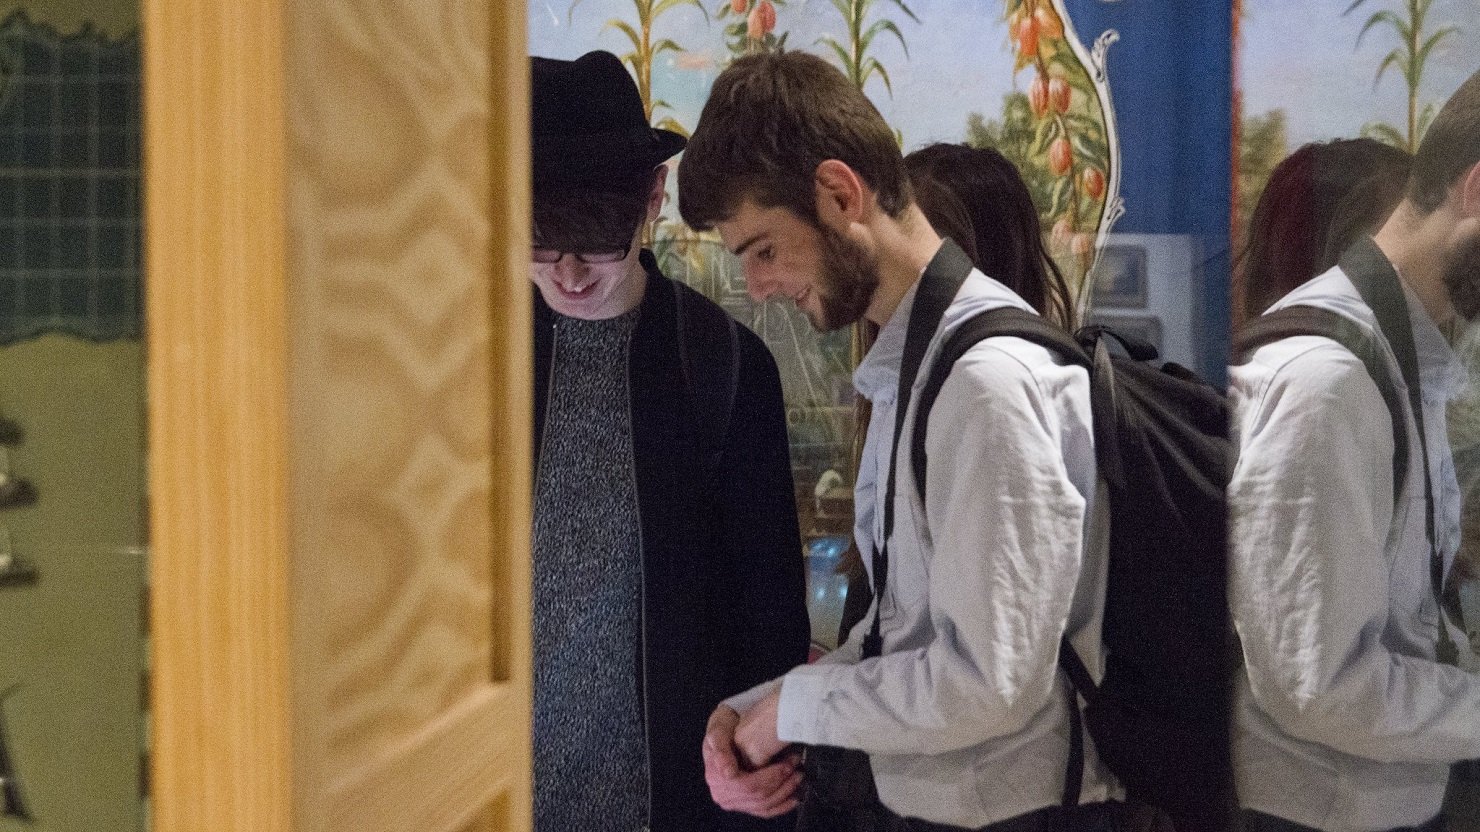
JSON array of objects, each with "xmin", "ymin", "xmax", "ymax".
[
  {"xmin": 1398, "ymin": 274, "xmax": 1468, "ymax": 402},
  {"xmin": 852, "ymin": 279, "xmax": 920, "ymax": 404}
]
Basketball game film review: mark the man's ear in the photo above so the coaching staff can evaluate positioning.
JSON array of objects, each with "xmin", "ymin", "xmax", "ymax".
[
  {"xmin": 814, "ymin": 159, "xmax": 866, "ymax": 229},
  {"xmin": 646, "ymin": 165, "xmax": 670, "ymax": 223},
  {"xmin": 1462, "ymin": 160, "xmax": 1480, "ymax": 219}
]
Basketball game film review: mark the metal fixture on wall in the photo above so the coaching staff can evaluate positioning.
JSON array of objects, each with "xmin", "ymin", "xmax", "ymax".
[
  {"xmin": 0, "ymin": 448, "xmax": 36, "ymax": 511},
  {"xmin": 0, "ymin": 684, "xmax": 31, "ymax": 820},
  {"xmin": 0, "ymin": 528, "xmax": 35, "ymax": 589},
  {"xmin": 0, "ymin": 419, "xmax": 37, "ymax": 588},
  {"xmin": 0, "ymin": 417, "xmax": 19, "ymax": 446}
]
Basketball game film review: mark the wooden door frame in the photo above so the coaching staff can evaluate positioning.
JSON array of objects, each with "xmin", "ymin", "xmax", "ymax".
[{"xmin": 142, "ymin": 2, "xmax": 531, "ymax": 829}]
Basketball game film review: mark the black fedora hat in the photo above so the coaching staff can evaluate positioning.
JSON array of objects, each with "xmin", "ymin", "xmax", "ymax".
[{"xmin": 532, "ymin": 50, "xmax": 686, "ymax": 184}]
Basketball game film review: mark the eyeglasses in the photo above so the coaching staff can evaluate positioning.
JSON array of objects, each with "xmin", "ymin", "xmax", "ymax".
[{"xmin": 531, "ymin": 242, "xmax": 633, "ymax": 264}]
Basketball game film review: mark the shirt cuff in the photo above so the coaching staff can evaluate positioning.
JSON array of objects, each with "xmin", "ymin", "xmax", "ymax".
[
  {"xmin": 776, "ymin": 663, "xmax": 843, "ymax": 745},
  {"xmin": 722, "ymin": 678, "xmax": 782, "ymax": 715}
]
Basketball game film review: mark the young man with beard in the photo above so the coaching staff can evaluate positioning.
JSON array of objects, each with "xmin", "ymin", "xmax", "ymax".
[
  {"xmin": 527, "ymin": 51, "xmax": 809, "ymax": 832},
  {"xmin": 1230, "ymin": 70, "xmax": 1480, "ymax": 832},
  {"xmin": 678, "ymin": 51, "xmax": 1118, "ymax": 831}
]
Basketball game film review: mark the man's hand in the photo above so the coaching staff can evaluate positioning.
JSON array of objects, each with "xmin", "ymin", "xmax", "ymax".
[
  {"xmin": 702, "ymin": 704, "xmax": 802, "ymax": 818},
  {"xmin": 733, "ymin": 689, "xmax": 788, "ymax": 770}
]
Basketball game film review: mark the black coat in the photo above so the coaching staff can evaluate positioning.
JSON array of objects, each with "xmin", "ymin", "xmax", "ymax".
[{"xmin": 533, "ymin": 251, "xmax": 811, "ymax": 831}]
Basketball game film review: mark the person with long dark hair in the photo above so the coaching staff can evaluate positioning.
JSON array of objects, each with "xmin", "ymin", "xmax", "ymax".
[
  {"xmin": 905, "ymin": 143, "xmax": 1078, "ymax": 331},
  {"xmin": 1235, "ymin": 138, "xmax": 1411, "ymax": 326}
]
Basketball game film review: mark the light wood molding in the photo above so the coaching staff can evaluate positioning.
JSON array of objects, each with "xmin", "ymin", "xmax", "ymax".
[
  {"xmin": 143, "ymin": 0, "xmax": 293, "ymax": 830},
  {"xmin": 146, "ymin": 0, "xmax": 531, "ymax": 829},
  {"xmin": 488, "ymin": 0, "xmax": 533, "ymax": 689},
  {"xmin": 283, "ymin": 0, "xmax": 529, "ymax": 825},
  {"xmin": 325, "ymin": 687, "xmax": 522, "ymax": 830}
]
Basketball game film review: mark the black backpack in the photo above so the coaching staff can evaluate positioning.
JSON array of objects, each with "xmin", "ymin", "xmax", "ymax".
[{"xmin": 895, "ymin": 243, "xmax": 1235, "ymax": 830}]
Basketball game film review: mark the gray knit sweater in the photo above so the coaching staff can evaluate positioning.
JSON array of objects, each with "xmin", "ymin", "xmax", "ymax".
[{"xmin": 532, "ymin": 309, "xmax": 649, "ymax": 832}]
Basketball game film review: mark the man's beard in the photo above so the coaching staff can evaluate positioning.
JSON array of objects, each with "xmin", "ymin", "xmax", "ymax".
[
  {"xmin": 1444, "ymin": 236, "xmax": 1480, "ymax": 322},
  {"xmin": 809, "ymin": 223, "xmax": 881, "ymax": 332}
]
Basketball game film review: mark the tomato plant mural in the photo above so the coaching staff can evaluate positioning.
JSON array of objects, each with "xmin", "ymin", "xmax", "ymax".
[
  {"xmin": 997, "ymin": 0, "xmax": 1114, "ymax": 287},
  {"xmin": 716, "ymin": 0, "xmax": 787, "ymax": 58}
]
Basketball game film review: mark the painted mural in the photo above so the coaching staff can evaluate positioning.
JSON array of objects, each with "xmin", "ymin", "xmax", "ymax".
[
  {"xmin": 538, "ymin": 0, "xmax": 1120, "ymax": 286},
  {"xmin": 531, "ymin": 2, "xmax": 1121, "ymax": 646},
  {"xmin": 1237, "ymin": 0, "xmax": 1478, "ymax": 239}
]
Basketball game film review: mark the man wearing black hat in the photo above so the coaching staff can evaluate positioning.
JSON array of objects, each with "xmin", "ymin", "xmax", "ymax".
[{"xmin": 529, "ymin": 50, "xmax": 809, "ymax": 832}]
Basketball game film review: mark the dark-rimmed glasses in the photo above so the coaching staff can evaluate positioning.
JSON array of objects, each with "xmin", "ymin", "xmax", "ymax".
[{"xmin": 531, "ymin": 241, "xmax": 633, "ymax": 264}]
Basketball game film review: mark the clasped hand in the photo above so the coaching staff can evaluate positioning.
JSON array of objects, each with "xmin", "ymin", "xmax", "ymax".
[{"xmin": 701, "ymin": 691, "xmax": 800, "ymax": 818}]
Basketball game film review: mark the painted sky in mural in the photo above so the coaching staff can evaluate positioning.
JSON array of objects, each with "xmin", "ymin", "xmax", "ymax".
[
  {"xmin": 532, "ymin": 0, "xmax": 1026, "ymax": 152},
  {"xmin": 1242, "ymin": 0, "xmax": 1479, "ymax": 150}
]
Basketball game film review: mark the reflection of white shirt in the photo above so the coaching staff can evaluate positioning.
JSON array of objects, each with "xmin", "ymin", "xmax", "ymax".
[
  {"xmin": 1231, "ymin": 265, "xmax": 1476, "ymax": 832},
  {"xmin": 731, "ymin": 264, "xmax": 1114, "ymax": 827},
  {"xmin": 1447, "ymin": 323, "xmax": 1480, "ymax": 612}
]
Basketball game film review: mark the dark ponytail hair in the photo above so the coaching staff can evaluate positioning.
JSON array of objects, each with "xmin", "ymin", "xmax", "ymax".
[{"xmin": 905, "ymin": 143, "xmax": 1076, "ymax": 330}]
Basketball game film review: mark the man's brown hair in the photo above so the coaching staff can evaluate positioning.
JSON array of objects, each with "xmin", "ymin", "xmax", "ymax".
[
  {"xmin": 1409, "ymin": 69, "xmax": 1480, "ymax": 214},
  {"xmin": 678, "ymin": 51, "xmax": 910, "ymax": 230}
]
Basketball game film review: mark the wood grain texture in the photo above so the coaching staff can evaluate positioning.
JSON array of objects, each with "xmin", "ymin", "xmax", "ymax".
[
  {"xmin": 488, "ymin": 0, "xmax": 533, "ymax": 693},
  {"xmin": 286, "ymin": 0, "xmax": 531, "ymax": 829},
  {"xmin": 147, "ymin": 0, "xmax": 530, "ymax": 828},
  {"xmin": 143, "ymin": 1, "xmax": 293, "ymax": 831},
  {"xmin": 456, "ymin": 792, "xmax": 510, "ymax": 832},
  {"xmin": 484, "ymin": 2, "xmax": 533, "ymax": 827},
  {"xmin": 326, "ymin": 687, "xmax": 522, "ymax": 830},
  {"xmin": 287, "ymin": 0, "xmax": 492, "ymax": 773}
]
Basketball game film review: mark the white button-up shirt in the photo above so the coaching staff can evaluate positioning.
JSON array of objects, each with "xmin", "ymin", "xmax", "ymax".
[
  {"xmin": 1231, "ymin": 264, "xmax": 1478, "ymax": 832},
  {"xmin": 733, "ymin": 263, "xmax": 1113, "ymax": 827}
]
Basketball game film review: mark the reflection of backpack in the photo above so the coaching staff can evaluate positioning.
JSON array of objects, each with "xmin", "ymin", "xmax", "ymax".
[{"xmin": 910, "ymin": 307, "xmax": 1235, "ymax": 831}]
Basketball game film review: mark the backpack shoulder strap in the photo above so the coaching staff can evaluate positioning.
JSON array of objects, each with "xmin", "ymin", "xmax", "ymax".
[
  {"xmin": 673, "ymin": 279, "xmax": 740, "ymax": 470},
  {"xmin": 1338, "ymin": 239, "xmax": 1462, "ymax": 651},
  {"xmin": 905, "ymin": 307, "xmax": 1101, "ymax": 808},
  {"xmin": 863, "ymin": 239, "xmax": 976, "ymax": 660},
  {"xmin": 909, "ymin": 307, "xmax": 1090, "ymax": 506},
  {"xmin": 1235, "ymin": 292, "xmax": 1461, "ymax": 657},
  {"xmin": 1233, "ymin": 305, "xmax": 1409, "ymax": 516}
]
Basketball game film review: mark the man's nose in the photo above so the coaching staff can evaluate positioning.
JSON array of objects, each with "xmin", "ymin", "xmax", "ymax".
[
  {"xmin": 743, "ymin": 269, "xmax": 777, "ymax": 303},
  {"xmin": 553, "ymin": 255, "xmax": 589, "ymax": 278}
]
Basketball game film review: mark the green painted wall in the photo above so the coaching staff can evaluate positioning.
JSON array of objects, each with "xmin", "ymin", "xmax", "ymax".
[
  {"xmin": 0, "ymin": 335, "xmax": 145, "ymax": 832},
  {"xmin": 0, "ymin": 0, "xmax": 135, "ymax": 38},
  {"xmin": 0, "ymin": 1, "xmax": 142, "ymax": 827},
  {"xmin": 0, "ymin": 335, "xmax": 145, "ymax": 551}
]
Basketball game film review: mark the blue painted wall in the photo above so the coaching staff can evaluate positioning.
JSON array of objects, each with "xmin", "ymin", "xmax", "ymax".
[{"xmin": 1066, "ymin": 0, "xmax": 1232, "ymax": 381}]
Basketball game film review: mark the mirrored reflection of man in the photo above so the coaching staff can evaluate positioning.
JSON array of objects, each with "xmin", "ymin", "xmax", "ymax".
[
  {"xmin": 527, "ymin": 51, "xmax": 809, "ymax": 832},
  {"xmin": 1231, "ymin": 70, "xmax": 1480, "ymax": 832}
]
